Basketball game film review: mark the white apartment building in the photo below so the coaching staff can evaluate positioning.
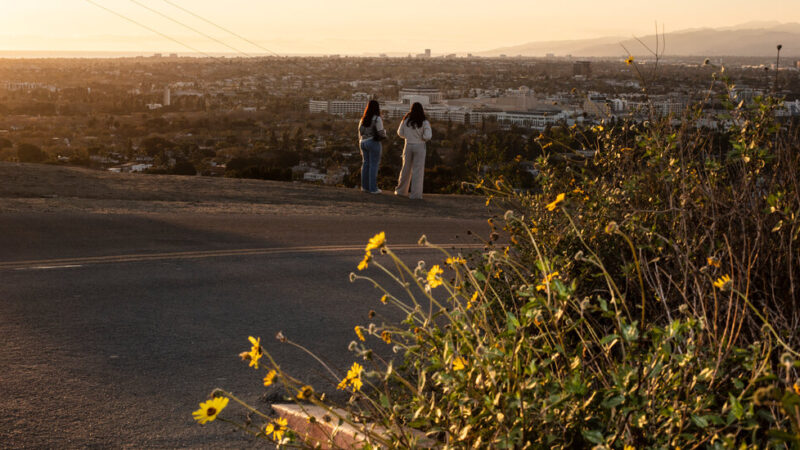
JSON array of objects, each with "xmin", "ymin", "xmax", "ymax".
[
  {"xmin": 489, "ymin": 110, "xmax": 568, "ymax": 130},
  {"xmin": 309, "ymin": 99, "xmax": 368, "ymax": 115}
]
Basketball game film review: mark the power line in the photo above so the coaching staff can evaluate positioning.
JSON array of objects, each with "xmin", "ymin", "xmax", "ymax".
[
  {"xmin": 83, "ymin": 0, "xmax": 217, "ymax": 58},
  {"xmin": 127, "ymin": 0, "xmax": 253, "ymax": 58},
  {"xmin": 159, "ymin": 0, "xmax": 282, "ymax": 57}
]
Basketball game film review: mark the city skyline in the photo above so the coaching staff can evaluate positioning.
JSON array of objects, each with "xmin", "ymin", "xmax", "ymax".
[{"xmin": 1, "ymin": 0, "xmax": 799, "ymax": 56}]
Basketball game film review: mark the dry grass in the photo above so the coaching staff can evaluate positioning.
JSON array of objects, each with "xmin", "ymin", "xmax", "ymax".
[{"xmin": 0, "ymin": 162, "xmax": 487, "ymax": 218}]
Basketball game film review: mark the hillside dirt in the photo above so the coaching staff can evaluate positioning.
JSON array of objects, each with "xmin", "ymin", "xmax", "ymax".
[{"xmin": 0, "ymin": 162, "xmax": 491, "ymax": 219}]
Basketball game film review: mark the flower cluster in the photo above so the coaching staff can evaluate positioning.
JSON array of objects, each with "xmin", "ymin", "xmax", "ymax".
[
  {"xmin": 426, "ymin": 265, "xmax": 444, "ymax": 289},
  {"xmin": 536, "ymin": 271, "xmax": 559, "ymax": 291},
  {"xmin": 337, "ymin": 362, "xmax": 364, "ymax": 391},
  {"xmin": 239, "ymin": 336, "xmax": 263, "ymax": 369}
]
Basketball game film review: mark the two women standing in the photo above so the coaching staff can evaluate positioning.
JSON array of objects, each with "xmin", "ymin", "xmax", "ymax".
[{"xmin": 358, "ymin": 100, "xmax": 432, "ymax": 199}]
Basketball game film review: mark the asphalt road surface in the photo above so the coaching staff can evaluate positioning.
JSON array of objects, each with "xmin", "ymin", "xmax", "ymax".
[{"xmin": 0, "ymin": 211, "xmax": 490, "ymax": 447}]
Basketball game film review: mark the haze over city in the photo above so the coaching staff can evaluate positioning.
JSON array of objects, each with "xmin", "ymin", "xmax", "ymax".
[{"xmin": 2, "ymin": 0, "xmax": 800, "ymax": 55}]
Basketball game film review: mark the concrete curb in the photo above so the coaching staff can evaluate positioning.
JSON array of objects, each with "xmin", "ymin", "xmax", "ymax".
[{"xmin": 273, "ymin": 403, "xmax": 434, "ymax": 449}]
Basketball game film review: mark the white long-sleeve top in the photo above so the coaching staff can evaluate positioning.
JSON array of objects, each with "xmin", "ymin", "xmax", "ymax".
[{"xmin": 397, "ymin": 119, "xmax": 432, "ymax": 144}]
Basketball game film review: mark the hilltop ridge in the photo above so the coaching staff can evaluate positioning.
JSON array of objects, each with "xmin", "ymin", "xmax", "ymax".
[
  {"xmin": 0, "ymin": 162, "xmax": 489, "ymax": 219},
  {"xmin": 480, "ymin": 22, "xmax": 800, "ymax": 57}
]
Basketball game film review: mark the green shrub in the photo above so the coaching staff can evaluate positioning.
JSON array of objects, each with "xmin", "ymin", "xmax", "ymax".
[{"xmin": 192, "ymin": 83, "xmax": 800, "ymax": 447}]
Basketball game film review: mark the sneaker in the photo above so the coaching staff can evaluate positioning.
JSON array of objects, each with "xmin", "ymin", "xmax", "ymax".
[{"xmin": 370, "ymin": 189, "xmax": 382, "ymax": 194}]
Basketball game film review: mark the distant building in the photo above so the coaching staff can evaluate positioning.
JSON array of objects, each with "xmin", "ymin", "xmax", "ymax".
[
  {"xmin": 169, "ymin": 53, "xmax": 178, "ymax": 58},
  {"xmin": 425, "ymin": 49, "xmax": 431, "ymax": 58},
  {"xmin": 163, "ymin": 87, "xmax": 171, "ymax": 106},
  {"xmin": 573, "ymin": 61, "xmax": 592, "ymax": 77},
  {"xmin": 491, "ymin": 110, "xmax": 567, "ymax": 131},
  {"xmin": 583, "ymin": 94, "xmax": 611, "ymax": 117},
  {"xmin": 309, "ymin": 99, "xmax": 367, "ymax": 115},
  {"xmin": 399, "ymin": 88, "xmax": 443, "ymax": 105}
]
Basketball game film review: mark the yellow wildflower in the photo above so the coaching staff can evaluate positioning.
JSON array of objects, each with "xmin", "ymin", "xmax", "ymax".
[
  {"xmin": 337, "ymin": 362, "xmax": 364, "ymax": 391},
  {"xmin": 263, "ymin": 369, "xmax": 277, "ymax": 387},
  {"xmin": 366, "ymin": 231, "xmax": 386, "ymax": 252},
  {"xmin": 626, "ymin": 55, "xmax": 634, "ymax": 65},
  {"xmin": 381, "ymin": 330, "xmax": 392, "ymax": 344},
  {"xmin": 453, "ymin": 357, "xmax": 466, "ymax": 371},
  {"xmin": 380, "ymin": 294, "xmax": 388, "ymax": 304},
  {"xmin": 536, "ymin": 271, "xmax": 560, "ymax": 291},
  {"xmin": 572, "ymin": 187, "xmax": 584, "ymax": 194},
  {"xmin": 427, "ymin": 265, "xmax": 444, "ymax": 289},
  {"xmin": 713, "ymin": 275, "xmax": 733, "ymax": 291},
  {"xmin": 272, "ymin": 417, "xmax": 288, "ymax": 441},
  {"xmin": 297, "ymin": 385, "xmax": 314, "ymax": 400},
  {"xmin": 348, "ymin": 362, "xmax": 363, "ymax": 379},
  {"xmin": 446, "ymin": 256, "xmax": 466, "ymax": 266},
  {"xmin": 707, "ymin": 256, "xmax": 721, "ymax": 268},
  {"xmin": 624, "ymin": 445, "xmax": 636, "ymax": 450},
  {"xmin": 358, "ymin": 251, "xmax": 371, "ymax": 271},
  {"xmin": 355, "ymin": 325, "xmax": 365, "ymax": 341},
  {"xmin": 545, "ymin": 193, "xmax": 566, "ymax": 211},
  {"xmin": 793, "ymin": 382, "xmax": 800, "ymax": 395},
  {"xmin": 192, "ymin": 396, "xmax": 229, "ymax": 425},
  {"xmin": 467, "ymin": 291, "xmax": 478, "ymax": 309},
  {"xmin": 247, "ymin": 336, "xmax": 263, "ymax": 369},
  {"xmin": 265, "ymin": 422, "xmax": 274, "ymax": 436}
]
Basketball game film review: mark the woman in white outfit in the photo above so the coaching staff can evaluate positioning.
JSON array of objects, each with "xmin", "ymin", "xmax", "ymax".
[{"xmin": 394, "ymin": 102, "xmax": 432, "ymax": 200}]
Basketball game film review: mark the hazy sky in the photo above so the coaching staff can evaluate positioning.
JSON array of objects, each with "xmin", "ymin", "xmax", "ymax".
[{"xmin": 1, "ymin": 0, "xmax": 799, "ymax": 55}]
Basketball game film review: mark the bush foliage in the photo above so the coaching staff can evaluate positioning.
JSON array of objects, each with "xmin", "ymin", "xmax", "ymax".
[{"xmin": 193, "ymin": 85, "xmax": 800, "ymax": 448}]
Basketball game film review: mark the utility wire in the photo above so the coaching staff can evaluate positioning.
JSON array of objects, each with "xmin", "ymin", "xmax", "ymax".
[
  {"xmin": 160, "ymin": 0, "xmax": 282, "ymax": 57},
  {"xmin": 127, "ymin": 0, "xmax": 252, "ymax": 58},
  {"xmin": 83, "ymin": 0, "xmax": 217, "ymax": 58}
]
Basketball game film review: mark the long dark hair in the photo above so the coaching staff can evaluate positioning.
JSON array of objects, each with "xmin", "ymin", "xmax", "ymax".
[
  {"xmin": 403, "ymin": 102, "xmax": 426, "ymax": 128},
  {"xmin": 361, "ymin": 100, "xmax": 381, "ymax": 128}
]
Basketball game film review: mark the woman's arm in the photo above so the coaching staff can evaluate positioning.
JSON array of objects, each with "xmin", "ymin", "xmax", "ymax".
[
  {"xmin": 422, "ymin": 121, "xmax": 432, "ymax": 141},
  {"xmin": 397, "ymin": 119, "xmax": 406, "ymax": 138},
  {"xmin": 374, "ymin": 116, "xmax": 388, "ymax": 140}
]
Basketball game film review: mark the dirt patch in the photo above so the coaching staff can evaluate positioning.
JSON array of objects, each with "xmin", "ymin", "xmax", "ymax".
[{"xmin": 0, "ymin": 163, "xmax": 490, "ymax": 218}]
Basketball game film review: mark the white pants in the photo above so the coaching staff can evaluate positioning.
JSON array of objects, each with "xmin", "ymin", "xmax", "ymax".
[{"xmin": 395, "ymin": 142, "xmax": 426, "ymax": 199}]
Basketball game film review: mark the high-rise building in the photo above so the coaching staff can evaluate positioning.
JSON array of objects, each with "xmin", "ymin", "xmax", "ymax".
[
  {"xmin": 425, "ymin": 49, "xmax": 431, "ymax": 58},
  {"xmin": 163, "ymin": 87, "xmax": 171, "ymax": 106}
]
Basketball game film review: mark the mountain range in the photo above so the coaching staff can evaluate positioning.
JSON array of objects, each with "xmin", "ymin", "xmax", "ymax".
[{"xmin": 479, "ymin": 22, "xmax": 800, "ymax": 58}]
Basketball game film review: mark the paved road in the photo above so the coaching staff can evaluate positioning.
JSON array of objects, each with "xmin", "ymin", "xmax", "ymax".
[{"xmin": 0, "ymin": 212, "xmax": 489, "ymax": 448}]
